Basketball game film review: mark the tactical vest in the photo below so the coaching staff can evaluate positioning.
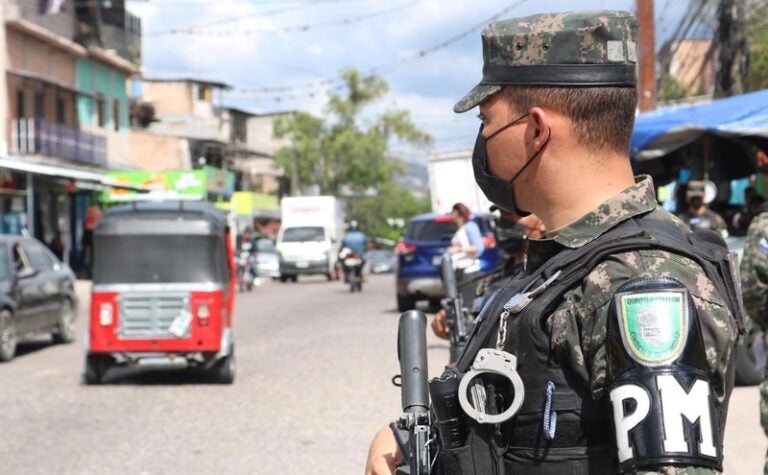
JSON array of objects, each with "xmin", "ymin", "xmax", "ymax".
[{"xmin": 439, "ymin": 213, "xmax": 743, "ymax": 475}]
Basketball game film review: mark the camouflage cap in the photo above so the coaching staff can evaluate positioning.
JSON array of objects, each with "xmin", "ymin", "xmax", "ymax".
[{"xmin": 454, "ymin": 10, "xmax": 639, "ymax": 113}]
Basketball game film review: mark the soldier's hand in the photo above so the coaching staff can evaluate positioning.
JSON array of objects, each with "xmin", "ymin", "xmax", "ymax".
[
  {"xmin": 432, "ymin": 309, "xmax": 451, "ymax": 340},
  {"xmin": 365, "ymin": 425, "xmax": 402, "ymax": 475}
]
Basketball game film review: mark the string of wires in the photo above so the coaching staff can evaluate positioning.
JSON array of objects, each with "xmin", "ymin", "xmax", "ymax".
[
  {"xmin": 146, "ymin": 0, "xmax": 421, "ymax": 37},
  {"xmin": 221, "ymin": 0, "xmax": 531, "ymax": 103}
]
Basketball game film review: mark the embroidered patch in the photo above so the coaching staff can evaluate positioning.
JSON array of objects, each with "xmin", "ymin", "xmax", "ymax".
[{"xmin": 616, "ymin": 290, "xmax": 688, "ymax": 366}]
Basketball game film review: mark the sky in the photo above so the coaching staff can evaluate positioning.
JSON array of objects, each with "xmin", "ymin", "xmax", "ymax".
[{"xmin": 128, "ymin": 0, "xmax": 687, "ymax": 162}]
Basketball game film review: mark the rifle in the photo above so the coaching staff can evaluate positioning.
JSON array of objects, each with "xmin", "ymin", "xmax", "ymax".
[
  {"xmin": 391, "ymin": 310, "xmax": 433, "ymax": 475},
  {"xmin": 440, "ymin": 254, "xmax": 469, "ymax": 363}
]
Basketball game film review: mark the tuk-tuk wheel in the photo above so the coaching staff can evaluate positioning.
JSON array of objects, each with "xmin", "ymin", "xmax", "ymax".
[
  {"xmin": 84, "ymin": 354, "xmax": 110, "ymax": 385},
  {"xmin": 212, "ymin": 348, "xmax": 235, "ymax": 384}
]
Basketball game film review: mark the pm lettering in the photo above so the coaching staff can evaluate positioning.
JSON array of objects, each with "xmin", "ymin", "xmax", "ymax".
[{"xmin": 610, "ymin": 376, "xmax": 716, "ymax": 463}]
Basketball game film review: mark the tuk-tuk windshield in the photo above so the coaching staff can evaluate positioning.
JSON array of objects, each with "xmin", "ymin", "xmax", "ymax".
[{"xmin": 93, "ymin": 235, "xmax": 229, "ymax": 284}]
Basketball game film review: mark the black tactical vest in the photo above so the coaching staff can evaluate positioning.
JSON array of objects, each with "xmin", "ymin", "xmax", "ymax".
[{"xmin": 438, "ymin": 213, "xmax": 743, "ymax": 475}]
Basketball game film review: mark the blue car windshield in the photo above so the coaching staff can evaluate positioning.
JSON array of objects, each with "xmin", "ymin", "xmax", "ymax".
[{"xmin": 405, "ymin": 221, "xmax": 457, "ymax": 241}]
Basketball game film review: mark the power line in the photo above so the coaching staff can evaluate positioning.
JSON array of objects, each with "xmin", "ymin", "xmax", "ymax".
[
  {"xmin": 222, "ymin": 0, "xmax": 531, "ymax": 102},
  {"xmin": 148, "ymin": 0, "xmax": 420, "ymax": 37}
]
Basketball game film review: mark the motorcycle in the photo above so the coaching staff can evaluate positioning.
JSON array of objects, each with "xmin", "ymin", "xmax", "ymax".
[
  {"xmin": 237, "ymin": 242, "xmax": 257, "ymax": 292},
  {"xmin": 340, "ymin": 248, "xmax": 364, "ymax": 292}
]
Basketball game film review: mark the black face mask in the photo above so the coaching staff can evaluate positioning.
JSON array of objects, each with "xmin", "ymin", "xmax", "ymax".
[
  {"xmin": 472, "ymin": 116, "xmax": 550, "ymax": 217},
  {"xmin": 689, "ymin": 197, "xmax": 704, "ymax": 209}
]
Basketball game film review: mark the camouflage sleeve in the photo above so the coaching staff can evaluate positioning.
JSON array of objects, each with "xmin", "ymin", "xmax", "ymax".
[
  {"xmin": 740, "ymin": 212, "xmax": 768, "ymax": 329},
  {"xmin": 549, "ymin": 249, "xmax": 735, "ymax": 474}
]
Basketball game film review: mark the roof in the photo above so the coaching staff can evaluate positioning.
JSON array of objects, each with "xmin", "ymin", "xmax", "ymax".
[
  {"xmin": 143, "ymin": 77, "xmax": 233, "ymax": 90},
  {"xmin": 86, "ymin": 46, "xmax": 139, "ymax": 75},
  {"xmin": 631, "ymin": 88, "xmax": 768, "ymax": 159},
  {"xmin": 218, "ymin": 106, "xmax": 257, "ymax": 117},
  {"xmin": 99, "ymin": 201, "xmax": 228, "ymax": 235},
  {"xmin": 250, "ymin": 110, "xmax": 297, "ymax": 118}
]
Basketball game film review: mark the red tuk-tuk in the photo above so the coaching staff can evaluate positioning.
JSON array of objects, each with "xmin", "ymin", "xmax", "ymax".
[{"xmin": 85, "ymin": 201, "xmax": 237, "ymax": 384}]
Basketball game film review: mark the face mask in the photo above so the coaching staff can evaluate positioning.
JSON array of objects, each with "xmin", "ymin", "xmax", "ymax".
[
  {"xmin": 689, "ymin": 197, "xmax": 704, "ymax": 209},
  {"xmin": 472, "ymin": 116, "xmax": 550, "ymax": 217}
]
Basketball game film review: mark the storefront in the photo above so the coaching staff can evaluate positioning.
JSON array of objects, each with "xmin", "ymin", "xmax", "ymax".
[
  {"xmin": 0, "ymin": 157, "xmax": 150, "ymax": 270},
  {"xmin": 103, "ymin": 167, "xmax": 236, "ymax": 203}
]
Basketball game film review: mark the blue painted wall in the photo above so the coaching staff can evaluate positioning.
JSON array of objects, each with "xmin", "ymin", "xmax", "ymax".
[{"xmin": 76, "ymin": 58, "xmax": 130, "ymax": 131}]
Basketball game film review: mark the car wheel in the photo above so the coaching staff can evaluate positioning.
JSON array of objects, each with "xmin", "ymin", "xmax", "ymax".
[
  {"xmin": 397, "ymin": 294, "xmax": 415, "ymax": 313},
  {"xmin": 212, "ymin": 348, "xmax": 235, "ymax": 384},
  {"xmin": 290, "ymin": 275, "xmax": 298, "ymax": 283},
  {"xmin": 735, "ymin": 329, "xmax": 766, "ymax": 386},
  {"xmin": 84, "ymin": 354, "xmax": 110, "ymax": 385},
  {"xmin": 279, "ymin": 275, "xmax": 288, "ymax": 283},
  {"xmin": 52, "ymin": 300, "xmax": 76, "ymax": 344},
  {"xmin": 0, "ymin": 310, "xmax": 17, "ymax": 362}
]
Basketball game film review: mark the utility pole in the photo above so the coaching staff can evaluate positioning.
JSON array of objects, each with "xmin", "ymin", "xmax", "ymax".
[{"xmin": 637, "ymin": 0, "xmax": 657, "ymax": 111}]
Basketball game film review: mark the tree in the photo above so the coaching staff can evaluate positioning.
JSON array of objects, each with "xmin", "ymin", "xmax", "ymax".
[
  {"xmin": 273, "ymin": 68, "xmax": 431, "ymax": 196},
  {"xmin": 745, "ymin": 2, "xmax": 768, "ymax": 91},
  {"xmin": 344, "ymin": 182, "xmax": 431, "ymax": 243},
  {"xmin": 657, "ymin": 75, "xmax": 689, "ymax": 102},
  {"xmin": 273, "ymin": 68, "xmax": 433, "ymax": 240}
]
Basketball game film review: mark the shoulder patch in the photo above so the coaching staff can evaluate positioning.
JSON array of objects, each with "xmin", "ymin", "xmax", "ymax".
[{"xmin": 615, "ymin": 289, "xmax": 689, "ymax": 366}]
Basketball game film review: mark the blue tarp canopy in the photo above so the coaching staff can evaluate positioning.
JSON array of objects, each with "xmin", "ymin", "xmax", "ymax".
[{"xmin": 630, "ymin": 89, "xmax": 768, "ymax": 180}]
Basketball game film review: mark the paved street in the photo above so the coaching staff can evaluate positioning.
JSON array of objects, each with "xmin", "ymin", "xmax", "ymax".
[{"xmin": 0, "ymin": 275, "xmax": 764, "ymax": 474}]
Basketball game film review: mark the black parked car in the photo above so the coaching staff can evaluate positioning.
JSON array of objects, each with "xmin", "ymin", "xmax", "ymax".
[{"xmin": 0, "ymin": 236, "xmax": 78, "ymax": 362}]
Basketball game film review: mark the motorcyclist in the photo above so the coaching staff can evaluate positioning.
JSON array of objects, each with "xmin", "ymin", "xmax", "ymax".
[{"xmin": 340, "ymin": 220, "xmax": 368, "ymax": 278}]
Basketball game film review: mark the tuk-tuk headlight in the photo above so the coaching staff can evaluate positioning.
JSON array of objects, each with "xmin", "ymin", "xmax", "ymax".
[
  {"xmin": 99, "ymin": 303, "xmax": 113, "ymax": 326},
  {"xmin": 197, "ymin": 303, "xmax": 211, "ymax": 321}
]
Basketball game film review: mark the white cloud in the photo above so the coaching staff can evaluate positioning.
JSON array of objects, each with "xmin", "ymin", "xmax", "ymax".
[{"xmin": 130, "ymin": 0, "xmax": 658, "ymax": 150}]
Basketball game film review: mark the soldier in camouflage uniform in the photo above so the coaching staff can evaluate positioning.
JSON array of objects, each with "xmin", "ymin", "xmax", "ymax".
[
  {"xmin": 366, "ymin": 10, "xmax": 740, "ymax": 475},
  {"xmin": 739, "ymin": 205, "xmax": 768, "ymax": 474}
]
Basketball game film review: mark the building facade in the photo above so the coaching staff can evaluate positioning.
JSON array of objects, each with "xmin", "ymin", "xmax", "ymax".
[{"xmin": 1, "ymin": 0, "xmax": 142, "ymax": 272}]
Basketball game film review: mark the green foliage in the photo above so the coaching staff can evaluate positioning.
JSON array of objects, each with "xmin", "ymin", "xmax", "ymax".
[
  {"xmin": 273, "ymin": 68, "xmax": 433, "ymax": 240},
  {"xmin": 345, "ymin": 182, "xmax": 431, "ymax": 243},
  {"xmin": 746, "ymin": 12, "xmax": 768, "ymax": 92},
  {"xmin": 658, "ymin": 74, "xmax": 688, "ymax": 102}
]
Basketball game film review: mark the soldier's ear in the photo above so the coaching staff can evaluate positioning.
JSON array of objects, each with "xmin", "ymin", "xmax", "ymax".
[{"xmin": 529, "ymin": 107, "xmax": 549, "ymax": 145}]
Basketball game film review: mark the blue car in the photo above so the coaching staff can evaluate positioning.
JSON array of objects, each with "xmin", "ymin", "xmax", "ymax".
[{"xmin": 395, "ymin": 213, "xmax": 499, "ymax": 312}]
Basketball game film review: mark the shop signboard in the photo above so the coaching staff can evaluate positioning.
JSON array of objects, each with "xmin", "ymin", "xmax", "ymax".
[{"xmin": 103, "ymin": 168, "xmax": 235, "ymax": 202}]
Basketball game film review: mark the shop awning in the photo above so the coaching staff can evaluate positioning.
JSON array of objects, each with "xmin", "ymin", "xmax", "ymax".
[{"xmin": 0, "ymin": 156, "xmax": 152, "ymax": 191}]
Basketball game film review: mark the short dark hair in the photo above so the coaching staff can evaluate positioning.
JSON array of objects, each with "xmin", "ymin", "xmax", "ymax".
[
  {"xmin": 504, "ymin": 86, "xmax": 637, "ymax": 154},
  {"xmin": 451, "ymin": 202, "xmax": 471, "ymax": 221}
]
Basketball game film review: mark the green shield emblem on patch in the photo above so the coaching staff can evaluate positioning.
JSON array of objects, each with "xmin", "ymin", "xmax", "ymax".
[{"xmin": 617, "ymin": 291, "xmax": 688, "ymax": 366}]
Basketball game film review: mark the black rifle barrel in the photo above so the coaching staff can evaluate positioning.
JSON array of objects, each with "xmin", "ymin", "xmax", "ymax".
[
  {"xmin": 441, "ymin": 254, "xmax": 458, "ymax": 300},
  {"xmin": 398, "ymin": 310, "xmax": 429, "ymax": 413}
]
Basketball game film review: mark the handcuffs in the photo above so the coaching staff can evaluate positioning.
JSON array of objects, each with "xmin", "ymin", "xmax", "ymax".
[{"xmin": 458, "ymin": 271, "xmax": 561, "ymax": 424}]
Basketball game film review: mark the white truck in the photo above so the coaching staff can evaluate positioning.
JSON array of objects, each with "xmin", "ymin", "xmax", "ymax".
[
  {"xmin": 276, "ymin": 196, "xmax": 345, "ymax": 282},
  {"xmin": 428, "ymin": 150, "xmax": 492, "ymax": 214}
]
